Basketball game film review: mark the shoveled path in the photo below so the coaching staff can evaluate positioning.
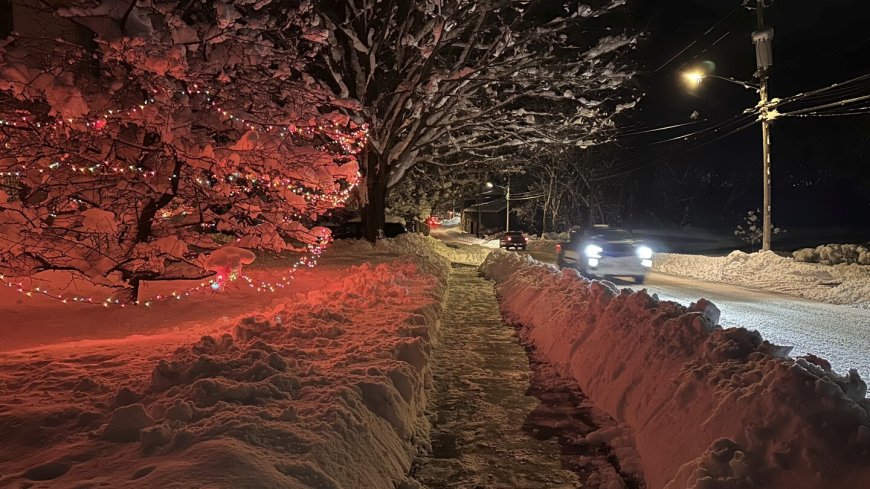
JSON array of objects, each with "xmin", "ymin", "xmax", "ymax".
[{"xmin": 412, "ymin": 264, "xmax": 639, "ymax": 488}]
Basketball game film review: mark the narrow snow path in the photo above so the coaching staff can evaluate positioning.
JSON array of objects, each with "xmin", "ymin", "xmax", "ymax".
[{"xmin": 413, "ymin": 265, "xmax": 635, "ymax": 488}]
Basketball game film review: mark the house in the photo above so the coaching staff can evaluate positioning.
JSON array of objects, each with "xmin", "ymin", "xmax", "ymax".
[{"xmin": 461, "ymin": 199, "xmax": 506, "ymax": 236}]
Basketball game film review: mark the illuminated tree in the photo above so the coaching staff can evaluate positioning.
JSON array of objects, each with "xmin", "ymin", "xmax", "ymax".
[{"xmin": 0, "ymin": 1, "xmax": 364, "ymax": 302}]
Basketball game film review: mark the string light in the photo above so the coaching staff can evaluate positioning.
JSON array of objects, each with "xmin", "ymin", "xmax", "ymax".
[
  {"xmin": 1, "ymin": 84, "xmax": 369, "ymax": 155},
  {"xmin": 1, "ymin": 81, "xmax": 367, "ymax": 309},
  {"xmin": 0, "ymin": 169, "xmax": 358, "ymax": 308},
  {"xmin": 0, "ymin": 238, "xmax": 338, "ymax": 308}
]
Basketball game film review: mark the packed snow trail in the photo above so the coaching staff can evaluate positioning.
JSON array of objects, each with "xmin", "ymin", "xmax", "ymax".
[{"xmin": 412, "ymin": 265, "xmax": 635, "ymax": 488}]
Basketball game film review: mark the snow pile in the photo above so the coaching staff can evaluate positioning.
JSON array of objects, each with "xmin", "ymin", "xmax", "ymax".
[
  {"xmin": 526, "ymin": 238, "xmax": 559, "ymax": 253},
  {"xmin": 481, "ymin": 251, "xmax": 870, "ymax": 489},
  {"xmin": 793, "ymin": 243, "xmax": 870, "ymax": 265},
  {"xmin": 653, "ymin": 250, "xmax": 870, "ymax": 308},
  {"xmin": 0, "ymin": 241, "xmax": 451, "ymax": 488},
  {"xmin": 541, "ymin": 231, "xmax": 569, "ymax": 241},
  {"xmin": 329, "ymin": 233, "xmax": 491, "ymax": 266},
  {"xmin": 203, "ymin": 246, "xmax": 256, "ymax": 279},
  {"xmin": 440, "ymin": 216, "xmax": 460, "ymax": 226}
]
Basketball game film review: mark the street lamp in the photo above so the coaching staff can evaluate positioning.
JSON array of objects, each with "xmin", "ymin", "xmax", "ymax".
[
  {"xmin": 682, "ymin": 71, "xmax": 758, "ymax": 92},
  {"xmin": 681, "ymin": 67, "xmax": 773, "ymax": 251},
  {"xmin": 680, "ymin": 1, "xmax": 774, "ymax": 251},
  {"xmin": 485, "ymin": 179, "xmax": 511, "ymax": 232}
]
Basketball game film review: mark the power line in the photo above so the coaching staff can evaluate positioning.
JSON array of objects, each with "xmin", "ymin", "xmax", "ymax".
[
  {"xmin": 654, "ymin": 2, "xmax": 748, "ymax": 73},
  {"xmin": 779, "ymin": 93, "xmax": 870, "ymax": 118},
  {"xmin": 616, "ymin": 108, "xmax": 759, "ymax": 150},
  {"xmin": 787, "ymin": 108, "xmax": 870, "ymax": 118},
  {"xmin": 776, "ymin": 72, "xmax": 870, "ymax": 106},
  {"xmin": 592, "ymin": 117, "xmax": 760, "ymax": 181},
  {"xmin": 613, "ymin": 119, "xmax": 708, "ymax": 137},
  {"xmin": 592, "ymin": 107, "xmax": 761, "ymax": 177},
  {"xmin": 774, "ymin": 35, "xmax": 870, "ymax": 72}
]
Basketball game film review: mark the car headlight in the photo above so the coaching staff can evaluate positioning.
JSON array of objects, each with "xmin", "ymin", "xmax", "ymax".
[
  {"xmin": 584, "ymin": 244, "xmax": 603, "ymax": 257},
  {"xmin": 636, "ymin": 245, "xmax": 653, "ymax": 260}
]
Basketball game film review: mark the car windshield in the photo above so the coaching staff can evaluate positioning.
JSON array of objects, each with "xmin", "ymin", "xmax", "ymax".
[
  {"xmin": 588, "ymin": 229, "xmax": 635, "ymax": 242},
  {"xmin": 506, "ymin": 231, "xmax": 524, "ymax": 236}
]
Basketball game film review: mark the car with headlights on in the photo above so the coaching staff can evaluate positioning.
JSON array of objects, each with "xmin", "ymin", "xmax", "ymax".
[
  {"xmin": 499, "ymin": 230, "xmax": 528, "ymax": 250},
  {"xmin": 556, "ymin": 226, "xmax": 653, "ymax": 283}
]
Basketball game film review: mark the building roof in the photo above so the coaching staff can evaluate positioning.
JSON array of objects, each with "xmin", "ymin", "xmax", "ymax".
[{"xmin": 463, "ymin": 199, "xmax": 507, "ymax": 213}]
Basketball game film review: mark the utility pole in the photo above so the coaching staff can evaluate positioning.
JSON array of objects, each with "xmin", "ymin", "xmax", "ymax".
[
  {"xmin": 476, "ymin": 193, "xmax": 481, "ymax": 238},
  {"xmin": 753, "ymin": 0, "xmax": 774, "ymax": 250},
  {"xmin": 505, "ymin": 174, "xmax": 511, "ymax": 232}
]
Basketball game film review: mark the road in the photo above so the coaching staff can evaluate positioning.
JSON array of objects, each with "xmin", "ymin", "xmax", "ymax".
[{"xmin": 522, "ymin": 247, "xmax": 870, "ymax": 379}]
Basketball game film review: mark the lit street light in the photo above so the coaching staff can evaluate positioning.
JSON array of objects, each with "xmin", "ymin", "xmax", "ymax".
[
  {"xmin": 682, "ymin": 65, "xmax": 774, "ymax": 251},
  {"xmin": 682, "ymin": 71, "xmax": 758, "ymax": 92},
  {"xmin": 678, "ymin": 0, "xmax": 775, "ymax": 251},
  {"xmin": 485, "ymin": 180, "xmax": 511, "ymax": 232}
]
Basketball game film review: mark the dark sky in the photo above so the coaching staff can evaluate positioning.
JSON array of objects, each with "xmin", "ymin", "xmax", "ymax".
[{"xmin": 613, "ymin": 0, "xmax": 870, "ymax": 237}]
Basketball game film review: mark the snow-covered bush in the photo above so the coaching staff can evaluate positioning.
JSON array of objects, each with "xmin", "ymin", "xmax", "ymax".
[
  {"xmin": 734, "ymin": 209, "xmax": 783, "ymax": 246},
  {"xmin": 793, "ymin": 243, "xmax": 870, "ymax": 265},
  {"xmin": 0, "ymin": 1, "xmax": 364, "ymax": 300}
]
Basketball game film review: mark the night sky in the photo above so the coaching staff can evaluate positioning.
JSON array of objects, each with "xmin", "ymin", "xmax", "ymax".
[{"xmin": 615, "ymin": 0, "xmax": 870, "ymax": 240}]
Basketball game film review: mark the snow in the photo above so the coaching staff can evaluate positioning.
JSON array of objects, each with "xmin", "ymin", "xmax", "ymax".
[
  {"xmin": 481, "ymin": 250, "xmax": 870, "ymax": 489},
  {"xmin": 203, "ymin": 246, "xmax": 256, "ymax": 273},
  {"xmin": 0, "ymin": 234, "xmax": 453, "ymax": 488},
  {"xmin": 794, "ymin": 243, "xmax": 870, "ymax": 265},
  {"xmin": 6, "ymin": 228, "xmax": 867, "ymax": 488},
  {"xmin": 641, "ymin": 271, "xmax": 870, "ymax": 381},
  {"xmin": 653, "ymin": 250, "xmax": 870, "ymax": 308}
]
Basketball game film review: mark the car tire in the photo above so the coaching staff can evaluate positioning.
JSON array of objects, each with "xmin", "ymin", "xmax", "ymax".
[{"xmin": 633, "ymin": 275, "xmax": 646, "ymax": 285}]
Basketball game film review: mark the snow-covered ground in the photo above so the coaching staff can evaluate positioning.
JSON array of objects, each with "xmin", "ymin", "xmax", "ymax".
[
  {"xmin": 0, "ymin": 235, "xmax": 454, "ymax": 488},
  {"xmin": 794, "ymin": 243, "xmax": 870, "ymax": 265},
  {"xmin": 6, "ymin": 230, "xmax": 868, "ymax": 489},
  {"xmin": 482, "ymin": 250, "xmax": 870, "ymax": 489},
  {"xmin": 643, "ymin": 271, "xmax": 870, "ymax": 379},
  {"xmin": 653, "ymin": 250, "xmax": 870, "ymax": 308}
]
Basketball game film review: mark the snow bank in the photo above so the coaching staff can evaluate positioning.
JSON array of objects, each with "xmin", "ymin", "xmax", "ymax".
[
  {"xmin": 653, "ymin": 250, "xmax": 870, "ymax": 308},
  {"xmin": 793, "ymin": 243, "xmax": 870, "ymax": 266},
  {"xmin": 330, "ymin": 233, "xmax": 491, "ymax": 266},
  {"xmin": 482, "ymin": 251, "xmax": 870, "ymax": 489},
  {"xmin": 0, "ymin": 238, "xmax": 452, "ymax": 488},
  {"xmin": 526, "ymin": 238, "xmax": 559, "ymax": 253}
]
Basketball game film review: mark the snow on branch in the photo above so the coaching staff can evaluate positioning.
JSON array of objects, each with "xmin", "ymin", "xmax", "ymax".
[
  {"xmin": 305, "ymin": 0, "xmax": 640, "ymax": 196},
  {"xmin": 0, "ymin": 0, "xmax": 365, "ymax": 302}
]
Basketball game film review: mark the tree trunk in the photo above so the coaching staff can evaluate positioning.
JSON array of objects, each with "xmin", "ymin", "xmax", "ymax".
[{"xmin": 362, "ymin": 148, "xmax": 387, "ymax": 242}]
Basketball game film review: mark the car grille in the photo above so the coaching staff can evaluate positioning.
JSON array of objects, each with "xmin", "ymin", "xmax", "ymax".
[{"xmin": 603, "ymin": 243, "xmax": 635, "ymax": 257}]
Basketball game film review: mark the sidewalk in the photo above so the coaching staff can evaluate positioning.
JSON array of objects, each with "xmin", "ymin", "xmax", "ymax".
[{"xmin": 412, "ymin": 264, "xmax": 634, "ymax": 487}]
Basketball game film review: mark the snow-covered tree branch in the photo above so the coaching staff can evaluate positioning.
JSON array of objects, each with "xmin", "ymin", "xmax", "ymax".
[
  {"xmin": 0, "ymin": 0, "xmax": 363, "ymax": 301},
  {"xmin": 307, "ymin": 0, "xmax": 639, "ymax": 240}
]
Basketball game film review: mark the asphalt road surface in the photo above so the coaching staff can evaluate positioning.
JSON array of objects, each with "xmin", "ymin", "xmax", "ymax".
[{"xmin": 521, "ymin": 248, "xmax": 870, "ymax": 378}]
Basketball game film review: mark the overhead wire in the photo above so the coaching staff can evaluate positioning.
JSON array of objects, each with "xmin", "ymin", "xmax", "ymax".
[
  {"xmin": 654, "ymin": 2, "xmax": 748, "ymax": 73},
  {"xmin": 774, "ymin": 35, "xmax": 870, "ymax": 72},
  {"xmin": 592, "ymin": 117, "xmax": 761, "ymax": 181},
  {"xmin": 776, "ymin": 72, "xmax": 870, "ymax": 106},
  {"xmin": 779, "ymin": 93, "xmax": 870, "ymax": 118},
  {"xmin": 591, "ymin": 105, "xmax": 761, "ymax": 178},
  {"xmin": 599, "ymin": 72, "xmax": 870, "ymax": 179}
]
